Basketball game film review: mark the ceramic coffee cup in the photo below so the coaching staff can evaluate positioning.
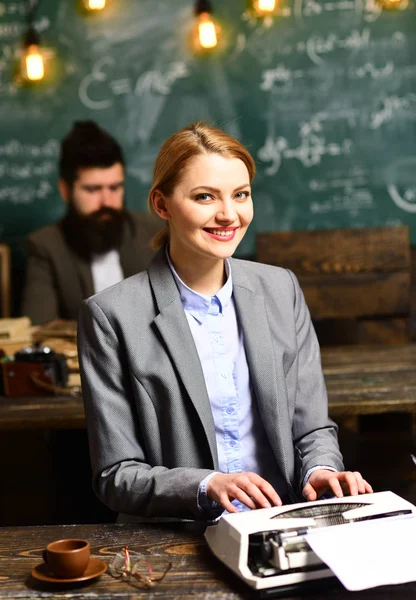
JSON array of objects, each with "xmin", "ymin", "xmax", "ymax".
[{"xmin": 42, "ymin": 539, "xmax": 90, "ymax": 578}]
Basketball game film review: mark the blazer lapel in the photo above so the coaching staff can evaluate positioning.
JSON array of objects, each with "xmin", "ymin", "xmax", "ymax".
[
  {"xmin": 119, "ymin": 219, "xmax": 139, "ymax": 278},
  {"xmin": 148, "ymin": 250, "xmax": 219, "ymax": 469},
  {"xmin": 231, "ymin": 260, "xmax": 294, "ymax": 486}
]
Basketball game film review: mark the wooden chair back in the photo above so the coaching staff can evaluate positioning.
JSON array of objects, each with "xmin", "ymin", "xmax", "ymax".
[
  {"xmin": 0, "ymin": 244, "xmax": 11, "ymax": 318},
  {"xmin": 256, "ymin": 226, "xmax": 411, "ymax": 344}
]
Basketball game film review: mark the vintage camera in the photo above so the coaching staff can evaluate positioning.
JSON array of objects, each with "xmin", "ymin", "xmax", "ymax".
[
  {"xmin": 0, "ymin": 345, "xmax": 69, "ymax": 397},
  {"xmin": 14, "ymin": 346, "xmax": 69, "ymax": 387}
]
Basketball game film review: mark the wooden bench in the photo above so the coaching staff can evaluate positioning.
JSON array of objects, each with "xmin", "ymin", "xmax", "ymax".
[{"xmin": 256, "ymin": 226, "xmax": 411, "ymax": 345}]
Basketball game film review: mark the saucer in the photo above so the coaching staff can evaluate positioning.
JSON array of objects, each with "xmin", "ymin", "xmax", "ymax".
[{"xmin": 31, "ymin": 557, "xmax": 107, "ymax": 583}]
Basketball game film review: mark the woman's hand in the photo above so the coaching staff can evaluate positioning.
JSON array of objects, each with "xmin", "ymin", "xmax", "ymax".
[
  {"xmin": 302, "ymin": 469, "xmax": 373, "ymax": 502},
  {"xmin": 206, "ymin": 472, "xmax": 282, "ymax": 513}
]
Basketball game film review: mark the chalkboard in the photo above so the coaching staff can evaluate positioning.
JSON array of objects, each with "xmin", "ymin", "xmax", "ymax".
[{"xmin": 1, "ymin": 0, "xmax": 416, "ymax": 278}]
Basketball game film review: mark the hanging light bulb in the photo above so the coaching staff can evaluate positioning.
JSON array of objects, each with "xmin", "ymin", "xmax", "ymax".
[
  {"xmin": 195, "ymin": 0, "xmax": 218, "ymax": 50},
  {"xmin": 21, "ymin": 25, "xmax": 45, "ymax": 81},
  {"xmin": 253, "ymin": 0, "xmax": 277, "ymax": 15},
  {"xmin": 83, "ymin": 0, "xmax": 106, "ymax": 10},
  {"xmin": 380, "ymin": 0, "xmax": 408, "ymax": 8}
]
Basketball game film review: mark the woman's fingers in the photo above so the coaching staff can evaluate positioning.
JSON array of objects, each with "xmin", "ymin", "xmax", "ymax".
[
  {"xmin": 304, "ymin": 469, "xmax": 374, "ymax": 501},
  {"xmin": 302, "ymin": 482, "xmax": 318, "ymax": 501},
  {"xmin": 207, "ymin": 472, "xmax": 282, "ymax": 511},
  {"xmin": 326, "ymin": 475, "xmax": 344, "ymax": 497}
]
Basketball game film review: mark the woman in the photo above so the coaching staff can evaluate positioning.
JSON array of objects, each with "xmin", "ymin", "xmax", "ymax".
[{"xmin": 78, "ymin": 122, "xmax": 372, "ymax": 522}]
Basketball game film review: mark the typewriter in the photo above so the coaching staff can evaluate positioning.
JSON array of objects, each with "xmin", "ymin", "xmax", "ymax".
[{"xmin": 205, "ymin": 491, "xmax": 416, "ymax": 595}]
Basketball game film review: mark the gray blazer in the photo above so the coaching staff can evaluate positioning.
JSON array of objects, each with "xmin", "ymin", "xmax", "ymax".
[{"xmin": 78, "ymin": 248, "xmax": 344, "ymax": 521}]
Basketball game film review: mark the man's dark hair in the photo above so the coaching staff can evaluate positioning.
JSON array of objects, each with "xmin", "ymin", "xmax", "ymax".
[{"xmin": 59, "ymin": 120, "xmax": 125, "ymax": 186}]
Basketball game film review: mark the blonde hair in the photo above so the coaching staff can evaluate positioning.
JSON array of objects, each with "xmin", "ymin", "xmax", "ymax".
[{"xmin": 148, "ymin": 122, "xmax": 256, "ymax": 250}]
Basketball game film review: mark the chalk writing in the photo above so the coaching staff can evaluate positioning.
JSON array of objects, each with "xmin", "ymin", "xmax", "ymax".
[
  {"xmin": 353, "ymin": 62, "xmax": 394, "ymax": 79},
  {"xmin": 0, "ymin": 139, "xmax": 58, "ymax": 204},
  {"xmin": 388, "ymin": 185, "xmax": 416, "ymax": 213},
  {"xmin": 370, "ymin": 94, "xmax": 416, "ymax": 129},
  {"xmin": 271, "ymin": 28, "xmax": 376, "ymax": 64},
  {"xmin": 78, "ymin": 56, "xmax": 115, "ymax": 110},
  {"xmin": 79, "ymin": 57, "xmax": 190, "ymax": 110},
  {"xmin": 0, "ymin": 16, "xmax": 50, "ymax": 39},
  {"xmin": 0, "ymin": 140, "xmax": 59, "ymax": 158},
  {"xmin": 310, "ymin": 188, "xmax": 374, "ymax": 215},
  {"xmin": 362, "ymin": 0, "xmax": 383, "ymax": 22},
  {"xmin": 0, "ymin": 1, "xmax": 37, "ymax": 17},
  {"xmin": 0, "ymin": 181, "xmax": 53, "ymax": 205},
  {"xmin": 293, "ymin": 0, "xmax": 383, "ymax": 21},
  {"xmin": 259, "ymin": 115, "xmax": 353, "ymax": 175},
  {"xmin": 298, "ymin": 29, "xmax": 370, "ymax": 65},
  {"xmin": 0, "ymin": 43, "xmax": 19, "ymax": 61},
  {"xmin": 260, "ymin": 64, "xmax": 304, "ymax": 91},
  {"xmin": 134, "ymin": 62, "xmax": 189, "ymax": 96},
  {"xmin": 242, "ymin": 0, "xmax": 384, "ymax": 22},
  {"xmin": 0, "ymin": 161, "xmax": 55, "ymax": 179},
  {"xmin": 309, "ymin": 168, "xmax": 369, "ymax": 192},
  {"xmin": 0, "ymin": 22, "xmax": 22, "ymax": 39}
]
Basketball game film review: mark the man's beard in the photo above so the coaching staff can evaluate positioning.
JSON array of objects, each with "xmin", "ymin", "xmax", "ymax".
[{"xmin": 61, "ymin": 204, "xmax": 127, "ymax": 260}]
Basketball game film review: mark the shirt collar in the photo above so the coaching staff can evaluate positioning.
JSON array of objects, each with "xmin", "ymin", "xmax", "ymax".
[{"xmin": 166, "ymin": 247, "xmax": 233, "ymax": 324}]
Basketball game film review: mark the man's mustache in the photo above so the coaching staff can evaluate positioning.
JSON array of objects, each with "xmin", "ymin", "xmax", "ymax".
[{"xmin": 86, "ymin": 207, "xmax": 121, "ymax": 222}]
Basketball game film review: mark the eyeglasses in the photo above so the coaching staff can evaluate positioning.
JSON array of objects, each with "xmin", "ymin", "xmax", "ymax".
[{"xmin": 108, "ymin": 545, "xmax": 172, "ymax": 589}]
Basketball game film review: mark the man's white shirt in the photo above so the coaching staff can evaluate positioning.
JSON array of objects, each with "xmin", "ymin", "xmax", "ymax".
[{"xmin": 91, "ymin": 250, "xmax": 124, "ymax": 293}]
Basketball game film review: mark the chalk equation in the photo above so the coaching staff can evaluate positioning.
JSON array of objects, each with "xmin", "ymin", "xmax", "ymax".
[
  {"xmin": 0, "ymin": 180, "xmax": 53, "ymax": 205},
  {"xmin": 0, "ymin": 139, "xmax": 58, "ymax": 204},
  {"xmin": 0, "ymin": 16, "xmax": 49, "ymax": 40},
  {"xmin": 240, "ymin": 0, "xmax": 383, "ymax": 25},
  {"xmin": 388, "ymin": 184, "xmax": 416, "ymax": 213},
  {"xmin": 260, "ymin": 64, "xmax": 304, "ymax": 91},
  {"xmin": 250, "ymin": 28, "xmax": 381, "ymax": 66},
  {"xmin": 258, "ymin": 114, "xmax": 353, "ymax": 176},
  {"xmin": 0, "ymin": 1, "xmax": 37, "ymax": 17},
  {"xmin": 353, "ymin": 62, "xmax": 394, "ymax": 79},
  {"xmin": 309, "ymin": 187, "xmax": 374, "ymax": 215},
  {"xmin": 0, "ymin": 160, "xmax": 55, "ymax": 179},
  {"xmin": 0, "ymin": 140, "xmax": 59, "ymax": 159},
  {"xmin": 294, "ymin": 0, "xmax": 383, "ymax": 22},
  {"xmin": 79, "ymin": 56, "xmax": 190, "ymax": 110},
  {"xmin": 370, "ymin": 94, "xmax": 416, "ymax": 129},
  {"xmin": 260, "ymin": 59, "xmax": 395, "ymax": 91},
  {"xmin": 387, "ymin": 158, "xmax": 416, "ymax": 213},
  {"xmin": 309, "ymin": 166, "xmax": 369, "ymax": 192},
  {"xmin": 308, "ymin": 167, "xmax": 374, "ymax": 215},
  {"xmin": 297, "ymin": 28, "xmax": 370, "ymax": 65}
]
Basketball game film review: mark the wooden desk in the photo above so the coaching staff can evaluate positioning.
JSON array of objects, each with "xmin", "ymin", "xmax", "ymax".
[
  {"xmin": 0, "ymin": 522, "xmax": 415, "ymax": 599},
  {"xmin": 1, "ymin": 344, "xmax": 416, "ymax": 430},
  {"xmin": 0, "ymin": 394, "xmax": 85, "ymax": 430},
  {"xmin": 321, "ymin": 344, "xmax": 416, "ymax": 421}
]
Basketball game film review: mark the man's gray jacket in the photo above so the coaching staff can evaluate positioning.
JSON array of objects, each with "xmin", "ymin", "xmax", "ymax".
[{"xmin": 22, "ymin": 211, "xmax": 160, "ymax": 324}]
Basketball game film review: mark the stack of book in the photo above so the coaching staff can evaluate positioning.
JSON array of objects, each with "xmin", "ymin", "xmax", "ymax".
[{"xmin": 0, "ymin": 317, "xmax": 32, "ymax": 355}]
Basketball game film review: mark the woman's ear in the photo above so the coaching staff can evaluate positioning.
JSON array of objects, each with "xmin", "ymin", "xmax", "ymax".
[{"xmin": 151, "ymin": 190, "xmax": 170, "ymax": 221}]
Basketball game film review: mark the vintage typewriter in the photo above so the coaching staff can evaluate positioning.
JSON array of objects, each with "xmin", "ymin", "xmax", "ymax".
[{"xmin": 205, "ymin": 491, "xmax": 416, "ymax": 595}]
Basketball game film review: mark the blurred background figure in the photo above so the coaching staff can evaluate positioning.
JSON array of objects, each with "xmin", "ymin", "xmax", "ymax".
[{"xmin": 22, "ymin": 120, "xmax": 160, "ymax": 325}]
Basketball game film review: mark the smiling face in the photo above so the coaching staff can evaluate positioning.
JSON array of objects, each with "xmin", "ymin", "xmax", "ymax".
[{"xmin": 153, "ymin": 152, "xmax": 253, "ymax": 269}]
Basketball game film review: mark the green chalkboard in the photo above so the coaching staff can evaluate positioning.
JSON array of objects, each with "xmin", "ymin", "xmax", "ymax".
[{"xmin": 1, "ymin": 0, "xmax": 416, "ymax": 275}]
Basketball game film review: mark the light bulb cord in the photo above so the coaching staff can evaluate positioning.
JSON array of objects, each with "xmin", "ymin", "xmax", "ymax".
[{"xmin": 25, "ymin": 0, "xmax": 41, "ymax": 26}]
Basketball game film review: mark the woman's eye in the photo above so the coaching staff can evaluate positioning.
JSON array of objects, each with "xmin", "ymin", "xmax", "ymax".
[
  {"xmin": 195, "ymin": 193, "xmax": 212, "ymax": 201},
  {"xmin": 235, "ymin": 190, "xmax": 250, "ymax": 199}
]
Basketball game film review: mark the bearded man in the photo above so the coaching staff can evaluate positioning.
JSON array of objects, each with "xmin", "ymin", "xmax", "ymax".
[{"xmin": 22, "ymin": 121, "xmax": 160, "ymax": 325}]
